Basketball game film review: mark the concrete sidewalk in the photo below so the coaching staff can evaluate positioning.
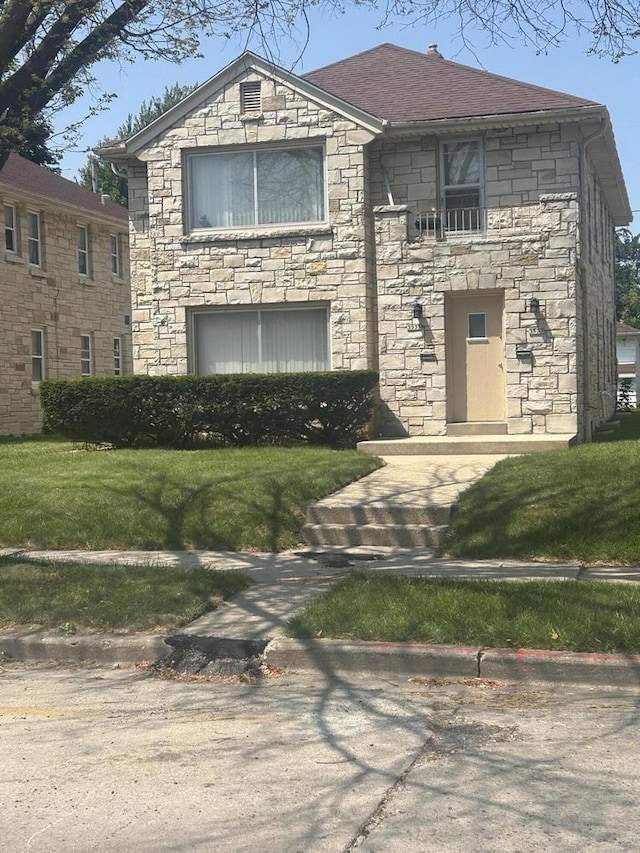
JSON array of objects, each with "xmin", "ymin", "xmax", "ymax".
[
  {"xmin": 2, "ymin": 544, "xmax": 640, "ymax": 685},
  {"xmin": 2, "ymin": 452, "xmax": 640, "ymax": 683}
]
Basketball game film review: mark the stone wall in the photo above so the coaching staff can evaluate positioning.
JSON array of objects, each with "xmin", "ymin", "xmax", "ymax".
[
  {"xmin": 578, "ymin": 146, "xmax": 617, "ymax": 437},
  {"xmin": 0, "ymin": 196, "xmax": 131, "ymax": 435},
  {"xmin": 127, "ymin": 69, "xmax": 376, "ymax": 376},
  {"xmin": 368, "ymin": 124, "xmax": 580, "ymax": 210},
  {"xmin": 373, "ymin": 195, "xmax": 581, "ymax": 437}
]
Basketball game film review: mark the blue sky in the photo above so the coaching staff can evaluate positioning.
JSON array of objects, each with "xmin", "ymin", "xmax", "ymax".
[{"xmin": 52, "ymin": 5, "xmax": 639, "ymax": 228}]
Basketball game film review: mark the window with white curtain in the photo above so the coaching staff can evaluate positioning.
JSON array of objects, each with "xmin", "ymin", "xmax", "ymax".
[
  {"xmin": 187, "ymin": 145, "xmax": 325, "ymax": 230},
  {"xmin": 193, "ymin": 307, "xmax": 329, "ymax": 374}
]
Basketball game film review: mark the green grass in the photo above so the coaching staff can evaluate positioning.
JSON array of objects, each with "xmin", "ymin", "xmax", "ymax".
[
  {"xmin": 0, "ymin": 557, "xmax": 249, "ymax": 633},
  {"xmin": 0, "ymin": 440, "xmax": 380, "ymax": 552},
  {"xmin": 286, "ymin": 573, "xmax": 640, "ymax": 654},
  {"xmin": 445, "ymin": 414, "xmax": 640, "ymax": 563}
]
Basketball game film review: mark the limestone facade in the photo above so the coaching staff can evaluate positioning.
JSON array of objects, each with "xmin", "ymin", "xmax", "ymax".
[
  {"xmin": 0, "ymin": 162, "xmax": 132, "ymax": 435},
  {"xmin": 108, "ymin": 53, "xmax": 625, "ymax": 442}
]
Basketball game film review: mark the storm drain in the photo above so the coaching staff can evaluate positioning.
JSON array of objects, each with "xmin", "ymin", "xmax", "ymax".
[
  {"xmin": 297, "ymin": 550, "xmax": 386, "ymax": 569},
  {"xmin": 161, "ymin": 634, "xmax": 269, "ymax": 677}
]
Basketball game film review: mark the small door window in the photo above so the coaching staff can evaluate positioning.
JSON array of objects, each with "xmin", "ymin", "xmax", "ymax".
[{"xmin": 468, "ymin": 313, "xmax": 486, "ymax": 339}]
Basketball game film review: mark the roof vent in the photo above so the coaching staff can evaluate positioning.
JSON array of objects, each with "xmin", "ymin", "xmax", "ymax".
[
  {"xmin": 240, "ymin": 81, "xmax": 261, "ymax": 113},
  {"xmin": 427, "ymin": 44, "xmax": 442, "ymax": 57}
]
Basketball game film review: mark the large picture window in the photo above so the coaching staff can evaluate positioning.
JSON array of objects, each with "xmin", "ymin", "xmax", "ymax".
[
  {"xmin": 193, "ymin": 307, "xmax": 329, "ymax": 374},
  {"xmin": 440, "ymin": 139, "xmax": 483, "ymax": 232},
  {"xmin": 187, "ymin": 145, "xmax": 325, "ymax": 230}
]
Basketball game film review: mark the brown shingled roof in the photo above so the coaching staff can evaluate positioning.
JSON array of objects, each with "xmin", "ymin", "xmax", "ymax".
[
  {"xmin": 0, "ymin": 153, "xmax": 127, "ymax": 222},
  {"xmin": 304, "ymin": 43, "xmax": 598, "ymax": 124},
  {"xmin": 617, "ymin": 322, "xmax": 640, "ymax": 335}
]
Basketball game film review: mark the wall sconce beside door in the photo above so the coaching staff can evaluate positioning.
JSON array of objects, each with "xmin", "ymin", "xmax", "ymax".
[{"xmin": 412, "ymin": 302, "xmax": 423, "ymax": 320}]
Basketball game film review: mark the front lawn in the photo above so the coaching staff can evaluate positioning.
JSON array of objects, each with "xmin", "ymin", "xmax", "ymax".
[
  {"xmin": 286, "ymin": 574, "xmax": 640, "ymax": 654},
  {"xmin": 445, "ymin": 418, "xmax": 640, "ymax": 563},
  {"xmin": 0, "ymin": 441, "xmax": 380, "ymax": 551},
  {"xmin": 0, "ymin": 557, "xmax": 249, "ymax": 633}
]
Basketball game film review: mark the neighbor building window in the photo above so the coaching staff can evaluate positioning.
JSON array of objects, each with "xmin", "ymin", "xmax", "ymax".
[
  {"xmin": 113, "ymin": 337, "xmax": 122, "ymax": 375},
  {"xmin": 31, "ymin": 329, "xmax": 45, "ymax": 381},
  {"xmin": 4, "ymin": 203, "xmax": 16, "ymax": 253},
  {"xmin": 80, "ymin": 334, "xmax": 93, "ymax": 376},
  {"xmin": 77, "ymin": 225, "xmax": 89, "ymax": 276},
  {"xmin": 440, "ymin": 138, "xmax": 483, "ymax": 232},
  {"xmin": 110, "ymin": 233, "xmax": 121, "ymax": 276},
  {"xmin": 193, "ymin": 306, "xmax": 329, "ymax": 374},
  {"xmin": 187, "ymin": 145, "xmax": 325, "ymax": 230},
  {"xmin": 240, "ymin": 81, "xmax": 261, "ymax": 113},
  {"xmin": 27, "ymin": 210, "xmax": 41, "ymax": 266}
]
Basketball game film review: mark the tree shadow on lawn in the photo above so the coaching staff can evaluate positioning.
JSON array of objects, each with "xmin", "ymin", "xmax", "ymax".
[
  {"xmin": 119, "ymin": 469, "xmax": 296, "ymax": 552},
  {"xmin": 447, "ymin": 472, "xmax": 640, "ymax": 563}
]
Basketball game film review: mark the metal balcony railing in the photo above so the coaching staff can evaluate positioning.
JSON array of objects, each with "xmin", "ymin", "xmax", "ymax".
[{"xmin": 412, "ymin": 203, "xmax": 540, "ymax": 239}]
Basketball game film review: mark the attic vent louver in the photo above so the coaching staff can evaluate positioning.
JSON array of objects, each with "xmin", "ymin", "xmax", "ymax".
[{"xmin": 240, "ymin": 81, "xmax": 261, "ymax": 113}]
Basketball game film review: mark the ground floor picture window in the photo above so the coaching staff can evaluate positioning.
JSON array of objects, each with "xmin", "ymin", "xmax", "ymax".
[{"xmin": 193, "ymin": 306, "xmax": 329, "ymax": 374}]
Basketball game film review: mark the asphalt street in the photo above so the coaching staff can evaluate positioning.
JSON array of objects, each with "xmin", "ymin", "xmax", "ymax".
[{"xmin": 1, "ymin": 664, "xmax": 639, "ymax": 852}]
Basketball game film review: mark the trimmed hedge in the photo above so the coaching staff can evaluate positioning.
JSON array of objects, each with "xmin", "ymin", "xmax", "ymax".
[{"xmin": 40, "ymin": 371, "xmax": 379, "ymax": 449}]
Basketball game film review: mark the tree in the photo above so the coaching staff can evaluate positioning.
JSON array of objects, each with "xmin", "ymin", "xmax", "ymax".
[
  {"xmin": 1, "ymin": 1, "xmax": 639, "ymax": 173},
  {"xmin": 4, "ymin": 110, "xmax": 60, "ymax": 167},
  {"xmin": 78, "ymin": 82, "xmax": 198, "ymax": 206},
  {"xmin": 615, "ymin": 229, "xmax": 640, "ymax": 328}
]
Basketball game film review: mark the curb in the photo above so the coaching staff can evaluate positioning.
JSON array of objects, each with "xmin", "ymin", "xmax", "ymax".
[
  {"xmin": 4, "ymin": 631, "xmax": 640, "ymax": 688},
  {"xmin": 0, "ymin": 632, "xmax": 172, "ymax": 665},
  {"xmin": 264, "ymin": 638, "xmax": 640, "ymax": 687}
]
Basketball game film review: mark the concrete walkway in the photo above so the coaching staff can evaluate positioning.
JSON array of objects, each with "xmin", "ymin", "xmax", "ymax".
[
  {"xmin": 2, "ymin": 453, "xmax": 640, "ymax": 683},
  {"xmin": 303, "ymin": 453, "xmax": 511, "ymax": 546}
]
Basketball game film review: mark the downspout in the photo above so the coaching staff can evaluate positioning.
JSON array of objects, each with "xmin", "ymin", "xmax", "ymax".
[{"xmin": 579, "ymin": 118, "xmax": 609, "ymax": 440}]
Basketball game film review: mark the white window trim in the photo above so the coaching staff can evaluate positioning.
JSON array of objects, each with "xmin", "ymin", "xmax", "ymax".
[
  {"xmin": 110, "ymin": 233, "xmax": 121, "ymax": 277},
  {"xmin": 439, "ymin": 137, "xmax": 485, "ymax": 231},
  {"xmin": 77, "ymin": 224, "xmax": 90, "ymax": 277},
  {"xmin": 190, "ymin": 304, "xmax": 331, "ymax": 374},
  {"xmin": 4, "ymin": 202, "xmax": 17, "ymax": 254},
  {"xmin": 27, "ymin": 210, "xmax": 42, "ymax": 267},
  {"xmin": 113, "ymin": 337, "xmax": 122, "ymax": 376},
  {"xmin": 31, "ymin": 328, "xmax": 45, "ymax": 383},
  {"xmin": 185, "ymin": 142, "xmax": 327, "ymax": 233},
  {"xmin": 80, "ymin": 333, "xmax": 93, "ymax": 377}
]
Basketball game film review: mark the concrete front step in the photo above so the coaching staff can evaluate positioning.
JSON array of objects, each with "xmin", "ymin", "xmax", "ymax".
[
  {"xmin": 302, "ymin": 522, "xmax": 448, "ymax": 548},
  {"xmin": 306, "ymin": 503, "xmax": 451, "ymax": 526},
  {"xmin": 446, "ymin": 421, "xmax": 507, "ymax": 436},
  {"xmin": 358, "ymin": 434, "xmax": 578, "ymax": 456}
]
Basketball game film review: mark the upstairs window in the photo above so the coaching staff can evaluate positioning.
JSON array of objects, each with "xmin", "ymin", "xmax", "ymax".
[
  {"xmin": 4, "ymin": 203, "xmax": 16, "ymax": 253},
  {"xmin": 187, "ymin": 145, "xmax": 324, "ymax": 230},
  {"xmin": 27, "ymin": 211, "xmax": 41, "ymax": 266},
  {"xmin": 110, "ymin": 233, "xmax": 122, "ymax": 276},
  {"xmin": 78, "ymin": 225, "xmax": 89, "ymax": 276},
  {"xmin": 440, "ymin": 139, "xmax": 483, "ymax": 232},
  {"xmin": 240, "ymin": 81, "xmax": 261, "ymax": 113}
]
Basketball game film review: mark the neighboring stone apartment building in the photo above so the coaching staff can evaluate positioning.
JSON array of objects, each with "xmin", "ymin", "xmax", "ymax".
[
  {"xmin": 1, "ymin": 153, "xmax": 132, "ymax": 434},
  {"xmin": 100, "ymin": 43, "xmax": 630, "ymax": 442}
]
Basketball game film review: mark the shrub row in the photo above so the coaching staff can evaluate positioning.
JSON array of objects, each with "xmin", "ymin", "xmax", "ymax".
[{"xmin": 40, "ymin": 371, "xmax": 379, "ymax": 449}]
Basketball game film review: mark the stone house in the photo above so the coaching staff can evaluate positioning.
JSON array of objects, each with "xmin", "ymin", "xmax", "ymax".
[
  {"xmin": 100, "ymin": 43, "xmax": 631, "ymax": 443},
  {"xmin": 616, "ymin": 321, "xmax": 640, "ymax": 407},
  {"xmin": 0, "ymin": 153, "xmax": 132, "ymax": 435}
]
